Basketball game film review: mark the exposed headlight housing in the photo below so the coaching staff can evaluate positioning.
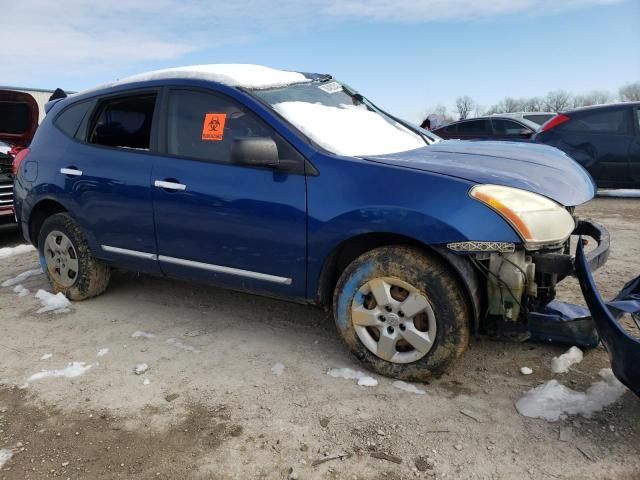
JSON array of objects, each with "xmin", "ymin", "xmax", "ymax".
[{"xmin": 470, "ymin": 184, "xmax": 575, "ymax": 250}]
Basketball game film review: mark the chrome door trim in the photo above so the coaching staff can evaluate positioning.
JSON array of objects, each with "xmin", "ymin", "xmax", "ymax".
[
  {"xmin": 101, "ymin": 245, "xmax": 158, "ymax": 260},
  {"xmin": 154, "ymin": 180, "xmax": 186, "ymax": 191},
  {"xmin": 60, "ymin": 168, "xmax": 83, "ymax": 176},
  {"xmin": 158, "ymin": 255, "xmax": 292, "ymax": 285}
]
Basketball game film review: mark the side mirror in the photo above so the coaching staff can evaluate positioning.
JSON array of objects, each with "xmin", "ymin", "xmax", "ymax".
[{"xmin": 230, "ymin": 137, "xmax": 279, "ymax": 168}]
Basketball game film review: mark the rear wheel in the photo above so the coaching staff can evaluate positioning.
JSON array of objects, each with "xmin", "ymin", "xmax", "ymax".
[
  {"xmin": 333, "ymin": 246, "xmax": 470, "ymax": 381},
  {"xmin": 38, "ymin": 213, "xmax": 111, "ymax": 301}
]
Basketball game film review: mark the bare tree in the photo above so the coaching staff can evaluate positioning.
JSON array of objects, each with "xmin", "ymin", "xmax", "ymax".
[
  {"xmin": 455, "ymin": 96, "xmax": 475, "ymax": 120},
  {"xmin": 502, "ymin": 97, "xmax": 521, "ymax": 113},
  {"xmin": 619, "ymin": 82, "xmax": 640, "ymax": 102},
  {"xmin": 524, "ymin": 97, "xmax": 545, "ymax": 112},
  {"xmin": 545, "ymin": 90, "xmax": 572, "ymax": 112},
  {"xmin": 573, "ymin": 90, "xmax": 612, "ymax": 108}
]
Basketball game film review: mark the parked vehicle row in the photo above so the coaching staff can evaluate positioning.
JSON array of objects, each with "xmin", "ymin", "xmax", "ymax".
[{"xmin": 10, "ymin": 64, "xmax": 615, "ymax": 381}]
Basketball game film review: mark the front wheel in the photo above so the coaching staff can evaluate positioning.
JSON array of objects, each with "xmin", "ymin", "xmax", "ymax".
[
  {"xmin": 333, "ymin": 246, "xmax": 470, "ymax": 381},
  {"xmin": 38, "ymin": 213, "xmax": 111, "ymax": 301}
]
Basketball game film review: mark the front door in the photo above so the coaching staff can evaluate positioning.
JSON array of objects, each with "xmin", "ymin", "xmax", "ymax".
[{"xmin": 151, "ymin": 88, "xmax": 307, "ymax": 298}]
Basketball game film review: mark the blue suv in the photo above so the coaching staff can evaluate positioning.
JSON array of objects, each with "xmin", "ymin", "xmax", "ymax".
[{"xmin": 11, "ymin": 65, "xmax": 611, "ymax": 380}]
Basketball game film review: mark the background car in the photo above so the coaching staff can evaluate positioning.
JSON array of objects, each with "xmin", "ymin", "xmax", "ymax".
[
  {"xmin": 432, "ymin": 115, "xmax": 539, "ymax": 141},
  {"xmin": 534, "ymin": 102, "xmax": 640, "ymax": 188},
  {"xmin": 0, "ymin": 90, "xmax": 39, "ymax": 224},
  {"xmin": 493, "ymin": 112, "xmax": 557, "ymax": 126}
]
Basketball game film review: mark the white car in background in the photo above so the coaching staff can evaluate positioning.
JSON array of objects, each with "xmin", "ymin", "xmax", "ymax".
[{"xmin": 493, "ymin": 112, "xmax": 557, "ymax": 126}]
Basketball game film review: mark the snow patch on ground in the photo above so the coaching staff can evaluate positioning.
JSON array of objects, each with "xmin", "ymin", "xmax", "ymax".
[
  {"xmin": 0, "ymin": 448, "xmax": 13, "ymax": 469},
  {"xmin": 520, "ymin": 367, "xmax": 533, "ymax": 375},
  {"xmin": 392, "ymin": 380, "xmax": 427, "ymax": 395},
  {"xmin": 551, "ymin": 346, "xmax": 583, "ymax": 373},
  {"xmin": 13, "ymin": 284, "xmax": 30, "ymax": 297},
  {"xmin": 2, "ymin": 268, "xmax": 42, "ymax": 287},
  {"xmin": 166, "ymin": 338, "xmax": 200, "ymax": 353},
  {"xmin": 40, "ymin": 353, "xmax": 53, "ymax": 361},
  {"xmin": 134, "ymin": 363, "xmax": 150, "ymax": 375},
  {"xmin": 0, "ymin": 244, "xmax": 36, "ymax": 259},
  {"xmin": 28, "ymin": 362, "xmax": 92, "ymax": 382},
  {"xmin": 271, "ymin": 362, "xmax": 285, "ymax": 375},
  {"xmin": 515, "ymin": 368, "xmax": 627, "ymax": 421},
  {"xmin": 143, "ymin": 378, "xmax": 151, "ymax": 385},
  {"xmin": 598, "ymin": 189, "xmax": 640, "ymax": 198},
  {"xmin": 131, "ymin": 331, "xmax": 156, "ymax": 339},
  {"xmin": 112, "ymin": 64, "xmax": 310, "ymax": 90},
  {"xmin": 97, "ymin": 348, "xmax": 109, "ymax": 357},
  {"xmin": 34, "ymin": 290, "xmax": 71, "ymax": 314},
  {"xmin": 327, "ymin": 368, "xmax": 378, "ymax": 387},
  {"xmin": 272, "ymin": 101, "xmax": 424, "ymax": 157}
]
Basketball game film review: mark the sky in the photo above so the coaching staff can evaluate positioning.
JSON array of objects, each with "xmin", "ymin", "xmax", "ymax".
[{"xmin": 1, "ymin": 0, "xmax": 639, "ymax": 122}]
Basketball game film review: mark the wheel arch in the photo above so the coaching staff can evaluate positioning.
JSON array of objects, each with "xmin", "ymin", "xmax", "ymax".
[
  {"xmin": 28, "ymin": 199, "xmax": 68, "ymax": 248},
  {"xmin": 316, "ymin": 233, "xmax": 482, "ymax": 332}
]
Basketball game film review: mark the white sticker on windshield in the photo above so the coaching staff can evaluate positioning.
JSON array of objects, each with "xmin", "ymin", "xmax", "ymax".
[{"xmin": 318, "ymin": 81, "xmax": 342, "ymax": 94}]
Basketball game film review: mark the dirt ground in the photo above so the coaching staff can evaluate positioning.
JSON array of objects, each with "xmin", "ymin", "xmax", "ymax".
[{"xmin": 0, "ymin": 197, "xmax": 639, "ymax": 480}]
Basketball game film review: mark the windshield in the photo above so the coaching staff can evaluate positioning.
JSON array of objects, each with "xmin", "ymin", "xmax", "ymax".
[{"xmin": 252, "ymin": 79, "xmax": 430, "ymax": 157}]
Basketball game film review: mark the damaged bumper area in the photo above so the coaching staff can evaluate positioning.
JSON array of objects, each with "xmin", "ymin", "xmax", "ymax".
[{"xmin": 575, "ymin": 241, "xmax": 640, "ymax": 397}]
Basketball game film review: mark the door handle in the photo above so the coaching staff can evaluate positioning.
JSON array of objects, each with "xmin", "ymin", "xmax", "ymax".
[
  {"xmin": 60, "ymin": 167, "xmax": 82, "ymax": 176},
  {"xmin": 154, "ymin": 180, "xmax": 186, "ymax": 191}
]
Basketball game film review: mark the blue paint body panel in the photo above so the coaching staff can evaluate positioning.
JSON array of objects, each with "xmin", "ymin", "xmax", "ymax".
[{"xmin": 13, "ymin": 76, "xmax": 597, "ymax": 304}]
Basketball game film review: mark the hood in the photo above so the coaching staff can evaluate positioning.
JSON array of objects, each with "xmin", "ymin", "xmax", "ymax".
[
  {"xmin": 0, "ymin": 90, "xmax": 39, "ymax": 147},
  {"xmin": 366, "ymin": 140, "xmax": 595, "ymax": 207}
]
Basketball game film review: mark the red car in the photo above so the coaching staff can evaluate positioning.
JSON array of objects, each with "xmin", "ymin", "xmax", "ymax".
[{"xmin": 0, "ymin": 90, "xmax": 39, "ymax": 224}]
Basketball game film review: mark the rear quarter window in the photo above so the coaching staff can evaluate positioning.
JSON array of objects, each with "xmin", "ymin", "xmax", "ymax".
[
  {"xmin": 54, "ymin": 100, "xmax": 92, "ymax": 138},
  {"xmin": 561, "ymin": 108, "xmax": 631, "ymax": 134}
]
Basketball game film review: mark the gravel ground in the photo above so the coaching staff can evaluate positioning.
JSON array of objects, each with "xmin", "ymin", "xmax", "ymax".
[{"xmin": 0, "ymin": 197, "xmax": 639, "ymax": 479}]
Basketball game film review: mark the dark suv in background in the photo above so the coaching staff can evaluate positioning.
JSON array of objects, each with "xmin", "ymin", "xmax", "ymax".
[
  {"xmin": 432, "ymin": 116, "xmax": 539, "ymax": 141},
  {"xmin": 0, "ymin": 90, "xmax": 39, "ymax": 224},
  {"xmin": 534, "ymin": 102, "xmax": 640, "ymax": 188}
]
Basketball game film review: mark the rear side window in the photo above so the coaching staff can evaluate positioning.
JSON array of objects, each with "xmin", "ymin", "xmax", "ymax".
[
  {"xmin": 492, "ymin": 119, "xmax": 529, "ymax": 136},
  {"xmin": 88, "ymin": 94, "xmax": 156, "ymax": 149},
  {"xmin": 54, "ymin": 101, "xmax": 92, "ymax": 138},
  {"xmin": 0, "ymin": 102, "xmax": 30, "ymax": 134},
  {"xmin": 458, "ymin": 120, "xmax": 490, "ymax": 136},
  {"xmin": 562, "ymin": 108, "xmax": 630, "ymax": 134},
  {"xmin": 524, "ymin": 114, "xmax": 555, "ymax": 125}
]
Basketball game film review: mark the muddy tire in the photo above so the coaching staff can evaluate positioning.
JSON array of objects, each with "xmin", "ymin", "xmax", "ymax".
[
  {"xmin": 333, "ymin": 246, "xmax": 470, "ymax": 381},
  {"xmin": 37, "ymin": 213, "xmax": 111, "ymax": 301}
]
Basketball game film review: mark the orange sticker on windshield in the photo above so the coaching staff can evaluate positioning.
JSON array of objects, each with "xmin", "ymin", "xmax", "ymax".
[{"xmin": 201, "ymin": 113, "xmax": 227, "ymax": 141}]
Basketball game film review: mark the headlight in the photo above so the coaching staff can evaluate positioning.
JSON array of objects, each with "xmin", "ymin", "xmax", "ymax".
[{"xmin": 470, "ymin": 184, "xmax": 575, "ymax": 250}]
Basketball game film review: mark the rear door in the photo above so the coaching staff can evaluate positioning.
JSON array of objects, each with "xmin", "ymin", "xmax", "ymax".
[
  {"xmin": 52, "ymin": 92, "xmax": 160, "ymax": 273},
  {"xmin": 151, "ymin": 87, "xmax": 307, "ymax": 297},
  {"xmin": 629, "ymin": 105, "xmax": 640, "ymax": 187},
  {"xmin": 557, "ymin": 106, "xmax": 634, "ymax": 187},
  {"xmin": 455, "ymin": 119, "xmax": 491, "ymax": 140}
]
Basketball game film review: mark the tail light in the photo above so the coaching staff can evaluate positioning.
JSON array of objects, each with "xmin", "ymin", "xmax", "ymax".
[
  {"xmin": 541, "ymin": 114, "xmax": 570, "ymax": 132},
  {"xmin": 12, "ymin": 147, "xmax": 30, "ymax": 175}
]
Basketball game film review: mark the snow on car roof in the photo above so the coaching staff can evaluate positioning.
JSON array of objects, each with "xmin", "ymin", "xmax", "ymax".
[{"xmin": 109, "ymin": 64, "xmax": 311, "ymax": 90}]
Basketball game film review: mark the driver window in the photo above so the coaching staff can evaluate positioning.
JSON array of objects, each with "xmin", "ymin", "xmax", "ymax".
[
  {"xmin": 493, "ymin": 119, "xmax": 528, "ymax": 136},
  {"xmin": 167, "ymin": 89, "xmax": 275, "ymax": 163}
]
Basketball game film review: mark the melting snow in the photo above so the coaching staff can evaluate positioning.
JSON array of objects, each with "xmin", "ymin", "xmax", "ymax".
[
  {"xmin": 520, "ymin": 367, "xmax": 533, "ymax": 375},
  {"xmin": 2, "ymin": 268, "xmax": 42, "ymax": 287},
  {"xmin": 327, "ymin": 368, "xmax": 378, "ymax": 387},
  {"xmin": 515, "ymin": 369, "xmax": 627, "ymax": 421},
  {"xmin": 143, "ymin": 378, "xmax": 151, "ymax": 386},
  {"xmin": 28, "ymin": 362, "xmax": 92, "ymax": 382},
  {"xmin": 392, "ymin": 380, "xmax": 427, "ymax": 395},
  {"xmin": 34, "ymin": 290, "xmax": 71, "ymax": 314},
  {"xmin": 134, "ymin": 363, "xmax": 150, "ymax": 375},
  {"xmin": 271, "ymin": 362, "xmax": 285, "ymax": 375},
  {"xmin": 112, "ymin": 64, "xmax": 310, "ymax": 90},
  {"xmin": 40, "ymin": 353, "xmax": 53, "ymax": 360},
  {"xmin": 131, "ymin": 331, "xmax": 156, "ymax": 339},
  {"xmin": 272, "ymin": 101, "xmax": 425, "ymax": 157},
  {"xmin": 551, "ymin": 346, "xmax": 583, "ymax": 373},
  {"xmin": 166, "ymin": 338, "xmax": 200, "ymax": 353},
  {"xmin": 0, "ymin": 448, "xmax": 13, "ymax": 469},
  {"xmin": 13, "ymin": 284, "xmax": 30, "ymax": 297},
  {"xmin": 97, "ymin": 348, "xmax": 109, "ymax": 357},
  {"xmin": 0, "ymin": 244, "xmax": 36, "ymax": 259}
]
